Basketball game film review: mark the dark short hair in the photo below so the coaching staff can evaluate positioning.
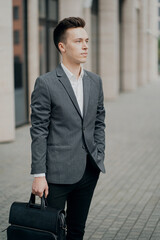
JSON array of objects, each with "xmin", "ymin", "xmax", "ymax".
[{"xmin": 53, "ymin": 17, "xmax": 86, "ymax": 53}]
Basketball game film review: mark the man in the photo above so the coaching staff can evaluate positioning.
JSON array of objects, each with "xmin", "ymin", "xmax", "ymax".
[{"xmin": 30, "ymin": 17, "xmax": 106, "ymax": 240}]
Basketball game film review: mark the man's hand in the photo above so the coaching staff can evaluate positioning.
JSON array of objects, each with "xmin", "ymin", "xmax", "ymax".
[{"xmin": 32, "ymin": 176, "xmax": 49, "ymax": 198}]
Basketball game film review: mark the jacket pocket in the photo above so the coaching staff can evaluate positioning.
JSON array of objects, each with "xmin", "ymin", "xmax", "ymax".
[{"xmin": 47, "ymin": 145, "xmax": 71, "ymax": 164}]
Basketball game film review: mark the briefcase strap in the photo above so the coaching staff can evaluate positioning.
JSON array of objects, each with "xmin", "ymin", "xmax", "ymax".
[{"xmin": 28, "ymin": 193, "xmax": 47, "ymax": 210}]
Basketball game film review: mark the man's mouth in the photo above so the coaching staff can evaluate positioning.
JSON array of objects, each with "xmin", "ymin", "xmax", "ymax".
[{"xmin": 81, "ymin": 53, "xmax": 88, "ymax": 56}]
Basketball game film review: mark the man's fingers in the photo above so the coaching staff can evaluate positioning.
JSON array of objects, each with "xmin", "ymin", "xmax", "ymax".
[
  {"xmin": 32, "ymin": 177, "xmax": 48, "ymax": 198},
  {"xmin": 45, "ymin": 186, "xmax": 49, "ymax": 198},
  {"xmin": 39, "ymin": 191, "xmax": 43, "ymax": 198},
  {"xmin": 32, "ymin": 190, "xmax": 41, "ymax": 197},
  {"xmin": 32, "ymin": 186, "xmax": 43, "ymax": 197}
]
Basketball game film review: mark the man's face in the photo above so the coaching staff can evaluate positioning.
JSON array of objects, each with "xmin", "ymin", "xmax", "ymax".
[{"xmin": 60, "ymin": 27, "xmax": 89, "ymax": 64}]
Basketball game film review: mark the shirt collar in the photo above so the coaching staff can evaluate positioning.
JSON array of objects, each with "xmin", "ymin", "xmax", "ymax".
[{"xmin": 61, "ymin": 62, "xmax": 84, "ymax": 81}]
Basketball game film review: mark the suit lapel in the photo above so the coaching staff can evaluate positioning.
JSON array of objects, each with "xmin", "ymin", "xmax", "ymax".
[
  {"xmin": 56, "ymin": 64, "xmax": 91, "ymax": 120},
  {"xmin": 56, "ymin": 64, "xmax": 83, "ymax": 119},
  {"xmin": 82, "ymin": 71, "xmax": 91, "ymax": 119}
]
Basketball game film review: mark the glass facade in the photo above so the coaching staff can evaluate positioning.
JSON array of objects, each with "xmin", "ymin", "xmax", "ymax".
[
  {"xmin": 91, "ymin": 0, "xmax": 99, "ymax": 74},
  {"xmin": 39, "ymin": 0, "xmax": 59, "ymax": 75},
  {"xmin": 12, "ymin": 0, "xmax": 28, "ymax": 126}
]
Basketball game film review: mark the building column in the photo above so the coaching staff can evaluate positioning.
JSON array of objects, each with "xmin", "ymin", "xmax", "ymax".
[
  {"xmin": 137, "ymin": 0, "xmax": 147, "ymax": 86},
  {"xmin": 121, "ymin": 0, "xmax": 138, "ymax": 91},
  {"xmin": 99, "ymin": 0, "xmax": 119, "ymax": 100},
  {"xmin": 28, "ymin": 0, "xmax": 39, "ymax": 121},
  {"xmin": 147, "ymin": 0, "xmax": 158, "ymax": 82},
  {"xmin": 83, "ymin": 2, "xmax": 92, "ymax": 72},
  {"xmin": 59, "ymin": 0, "xmax": 84, "ymax": 20},
  {"xmin": 0, "ymin": 0, "xmax": 15, "ymax": 142}
]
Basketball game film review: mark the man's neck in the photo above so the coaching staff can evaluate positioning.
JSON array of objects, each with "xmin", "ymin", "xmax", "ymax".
[{"xmin": 62, "ymin": 60, "xmax": 82, "ymax": 80}]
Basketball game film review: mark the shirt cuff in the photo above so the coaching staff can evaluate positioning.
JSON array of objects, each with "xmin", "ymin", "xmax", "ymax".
[{"xmin": 33, "ymin": 173, "xmax": 45, "ymax": 177}]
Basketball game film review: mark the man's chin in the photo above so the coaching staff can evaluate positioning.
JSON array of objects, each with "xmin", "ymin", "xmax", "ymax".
[
  {"xmin": 79, "ymin": 59, "xmax": 87, "ymax": 64},
  {"xmin": 75, "ymin": 58, "xmax": 87, "ymax": 64}
]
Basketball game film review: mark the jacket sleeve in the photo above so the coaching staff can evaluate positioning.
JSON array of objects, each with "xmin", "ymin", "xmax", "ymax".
[
  {"xmin": 94, "ymin": 76, "xmax": 106, "ymax": 161},
  {"xmin": 30, "ymin": 77, "xmax": 51, "ymax": 174}
]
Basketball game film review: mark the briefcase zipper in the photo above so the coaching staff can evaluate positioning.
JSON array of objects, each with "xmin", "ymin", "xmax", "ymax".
[
  {"xmin": 11, "ymin": 224, "xmax": 58, "ymax": 238},
  {"xmin": 59, "ymin": 214, "xmax": 67, "ymax": 231}
]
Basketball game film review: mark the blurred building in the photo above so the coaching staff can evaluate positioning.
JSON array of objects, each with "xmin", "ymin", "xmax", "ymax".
[
  {"xmin": 158, "ymin": 0, "xmax": 160, "ymax": 36},
  {"xmin": 0, "ymin": 0, "xmax": 158, "ymax": 142},
  {"xmin": 158, "ymin": 0, "xmax": 160, "ymax": 72}
]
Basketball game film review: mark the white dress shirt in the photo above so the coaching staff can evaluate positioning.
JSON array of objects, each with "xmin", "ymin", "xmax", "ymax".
[
  {"xmin": 34, "ymin": 63, "xmax": 84, "ymax": 178},
  {"xmin": 61, "ymin": 62, "xmax": 84, "ymax": 116}
]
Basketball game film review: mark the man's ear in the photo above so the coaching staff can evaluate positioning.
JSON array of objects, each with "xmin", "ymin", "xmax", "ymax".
[{"xmin": 58, "ymin": 42, "xmax": 66, "ymax": 54}]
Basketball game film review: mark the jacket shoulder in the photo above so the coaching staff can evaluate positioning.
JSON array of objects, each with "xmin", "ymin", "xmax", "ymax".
[
  {"xmin": 38, "ymin": 69, "xmax": 57, "ymax": 81},
  {"xmin": 84, "ymin": 69, "xmax": 101, "ymax": 82}
]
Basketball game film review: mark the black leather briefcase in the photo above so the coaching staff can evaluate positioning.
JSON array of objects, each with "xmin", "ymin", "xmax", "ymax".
[{"xmin": 7, "ymin": 193, "xmax": 66, "ymax": 240}]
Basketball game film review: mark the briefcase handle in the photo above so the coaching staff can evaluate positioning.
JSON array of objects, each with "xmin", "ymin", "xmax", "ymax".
[{"xmin": 28, "ymin": 193, "xmax": 47, "ymax": 210}]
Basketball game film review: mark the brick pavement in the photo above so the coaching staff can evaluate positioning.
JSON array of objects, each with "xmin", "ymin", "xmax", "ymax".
[{"xmin": 0, "ymin": 80, "xmax": 160, "ymax": 240}]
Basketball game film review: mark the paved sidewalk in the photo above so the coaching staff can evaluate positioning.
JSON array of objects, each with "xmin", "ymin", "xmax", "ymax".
[{"xmin": 0, "ymin": 80, "xmax": 160, "ymax": 240}]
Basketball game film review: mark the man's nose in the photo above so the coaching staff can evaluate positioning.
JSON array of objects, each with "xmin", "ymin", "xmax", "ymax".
[{"xmin": 82, "ymin": 41, "xmax": 88, "ymax": 49}]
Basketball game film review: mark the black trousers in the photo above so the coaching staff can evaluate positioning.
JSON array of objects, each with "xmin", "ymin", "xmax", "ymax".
[{"xmin": 47, "ymin": 154, "xmax": 100, "ymax": 240}]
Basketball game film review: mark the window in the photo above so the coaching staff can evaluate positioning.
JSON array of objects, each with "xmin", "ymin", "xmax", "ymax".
[
  {"xmin": 13, "ymin": 6, "xmax": 19, "ymax": 19},
  {"xmin": 14, "ymin": 56, "xmax": 22, "ymax": 88},
  {"xmin": 14, "ymin": 30, "xmax": 20, "ymax": 44},
  {"xmin": 48, "ymin": 0, "xmax": 58, "ymax": 20},
  {"xmin": 159, "ymin": 7, "xmax": 160, "ymax": 16},
  {"xmin": 39, "ymin": 0, "xmax": 59, "ymax": 75},
  {"xmin": 13, "ymin": 0, "xmax": 28, "ymax": 126}
]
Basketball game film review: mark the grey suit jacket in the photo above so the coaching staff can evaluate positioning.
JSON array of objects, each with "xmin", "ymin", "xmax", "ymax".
[{"xmin": 30, "ymin": 63, "xmax": 106, "ymax": 184}]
